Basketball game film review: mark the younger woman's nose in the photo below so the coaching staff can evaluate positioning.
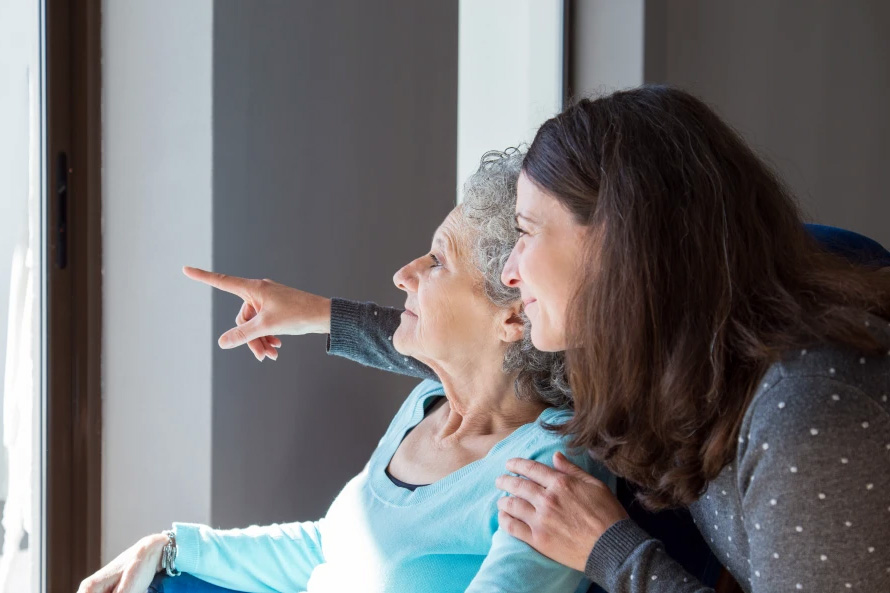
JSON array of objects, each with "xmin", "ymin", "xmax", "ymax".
[{"xmin": 501, "ymin": 246, "xmax": 521, "ymax": 287}]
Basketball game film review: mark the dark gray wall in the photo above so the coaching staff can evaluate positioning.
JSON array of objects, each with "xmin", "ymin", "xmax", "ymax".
[
  {"xmin": 212, "ymin": 0, "xmax": 457, "ymax": 526},
  {"xmin": 644, "ymin": 0, "xmax": 890, "ymax": 246}
]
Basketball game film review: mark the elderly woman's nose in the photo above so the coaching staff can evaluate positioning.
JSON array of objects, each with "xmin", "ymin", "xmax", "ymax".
[
  {"xmin": 393, "ymin": 261, "xmax": 419, "ymax": 292},
  {"xmin": 501, "ymin": 246, "xmax": 521, "ymax": 287}
]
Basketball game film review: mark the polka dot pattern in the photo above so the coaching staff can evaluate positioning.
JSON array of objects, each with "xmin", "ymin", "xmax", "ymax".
[{"xmin": 680, "ymin": 353, "xmax": 890, "ymax": 592}]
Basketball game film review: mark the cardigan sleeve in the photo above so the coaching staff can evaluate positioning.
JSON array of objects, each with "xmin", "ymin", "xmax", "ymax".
[
  {"xmin": 584, "ymin": 518, "xmax": 710, "ymax": 593},
  {"xmin": 325, "ymin": 297, "xmax": 437, "ymax": 380},
  {"xmin": 172, "ymin": 520, "xmax": 326, "ymax": 593}
]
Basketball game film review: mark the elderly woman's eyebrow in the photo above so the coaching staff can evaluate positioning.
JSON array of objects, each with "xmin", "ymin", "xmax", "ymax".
[{"xmin": 433, "ymin": 233, "xmax": 456, "ymax": 253}]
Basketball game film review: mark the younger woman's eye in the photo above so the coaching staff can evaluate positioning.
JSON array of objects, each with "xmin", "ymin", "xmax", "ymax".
[
  {"xmin": 429, "ymin": 254, "xmax": 442, "ymax": 267},
  {"xmin": 514, "ymin": 226, "xmax": 527, "ymax": 237}
]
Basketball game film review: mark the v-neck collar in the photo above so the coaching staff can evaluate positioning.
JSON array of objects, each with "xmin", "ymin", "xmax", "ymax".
[{"xmin": 368, "ymin": 384, "xmax": 562, "ymax": 507}]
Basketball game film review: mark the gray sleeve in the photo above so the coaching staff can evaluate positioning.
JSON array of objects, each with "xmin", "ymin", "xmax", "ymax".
[
  {"xmin": 584, "ymin": 519, "xmax": 711, "ymax": 593},
  {"xmin": 325, "ymin": 297, "xmax": 437, "ymax": 381},
  {"xmin": 737, "ymin": 377, "xmax": 890, "ymax": 592}
]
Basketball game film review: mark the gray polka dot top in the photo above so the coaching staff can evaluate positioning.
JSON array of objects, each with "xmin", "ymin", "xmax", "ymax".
[{"xmin": 584, "ymin": 314, "xmax": 890, "ymax": 592}]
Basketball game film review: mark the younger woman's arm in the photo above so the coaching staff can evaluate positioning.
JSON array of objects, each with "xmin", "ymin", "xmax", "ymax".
[{"xmin": 326, "ymin": 298, "xmax": 437, "ymax": 381}]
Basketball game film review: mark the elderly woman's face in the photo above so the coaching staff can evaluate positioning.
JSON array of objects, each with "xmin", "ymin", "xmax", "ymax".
[{"xmin": 392, "ymin": 208, "xmax": 514, "ymax": 366}]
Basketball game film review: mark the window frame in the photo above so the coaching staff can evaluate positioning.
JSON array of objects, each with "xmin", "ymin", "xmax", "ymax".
[{"xmin": 45, "ymin": 0, "xmax": 103, "ymax": 590}]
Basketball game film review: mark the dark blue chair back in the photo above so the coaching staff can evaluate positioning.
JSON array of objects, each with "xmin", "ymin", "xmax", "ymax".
[{"xmin": 805, "ymin": 223, "xmax": 890, "ymax": 267}]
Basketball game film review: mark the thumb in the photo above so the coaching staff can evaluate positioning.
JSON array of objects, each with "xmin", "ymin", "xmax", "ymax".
[
  {"xmin": 219, "ymin": 315, "xmax": 266, "ymax": 349},
  {"xmin": 553, "ymin": 451, "xmax": 589, "ymax": 479}
]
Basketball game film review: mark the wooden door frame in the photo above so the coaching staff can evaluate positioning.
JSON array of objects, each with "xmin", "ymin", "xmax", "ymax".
[{"xmin": 45, "ymin": 0, "xmax": 103, "ymax": 591}]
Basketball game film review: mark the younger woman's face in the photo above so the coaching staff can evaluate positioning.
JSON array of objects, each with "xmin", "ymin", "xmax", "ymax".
[{"xmin": 501, "ymin": 172, "xmax": 587, "ymax": 352}]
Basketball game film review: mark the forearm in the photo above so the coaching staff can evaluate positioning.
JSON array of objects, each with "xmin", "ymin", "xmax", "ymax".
[
  {"xmin": 585, "ymin": 519, "xmax": 711, "ymax": 593},
  {"xmin": 172, "ymin": 520, "xmax": 325, "ymax": 593},
  {"xmin": 326, "ymin": 298, "xmax": 437, "ymax": 380}
]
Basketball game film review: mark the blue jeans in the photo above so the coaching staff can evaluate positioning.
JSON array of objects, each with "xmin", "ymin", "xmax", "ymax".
[{"xmin": 148, "ymin": 572, "xmax": 247, "ymax": 593}]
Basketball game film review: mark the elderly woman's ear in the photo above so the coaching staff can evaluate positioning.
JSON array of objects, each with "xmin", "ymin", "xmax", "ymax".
[{"xmin": 496, "ymin": 303, "xmax": 526, "ymax": 344}]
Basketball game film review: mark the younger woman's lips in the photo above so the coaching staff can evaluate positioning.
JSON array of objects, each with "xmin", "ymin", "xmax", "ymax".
[{"xmin": 402, "ymin": 309, "xmax": 417, "ymax": 317}]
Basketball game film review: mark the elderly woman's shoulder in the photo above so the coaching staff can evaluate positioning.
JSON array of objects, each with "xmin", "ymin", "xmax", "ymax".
[
  {"xmin": 525, "ymin": 406, "xmax": 616, "ymax": 489},
  {"xmin": 530, "ymin": 405, "xmax": 582, "ymax": 449}
]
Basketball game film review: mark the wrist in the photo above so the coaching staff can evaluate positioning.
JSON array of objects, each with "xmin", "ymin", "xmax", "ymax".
[
  {"xmin": 315, "ymin": 297, "xmax": 332, "ymax": 334},
  {"xmin": 147, "ymin": 533, "xmax": 168, "ymax": 572}
]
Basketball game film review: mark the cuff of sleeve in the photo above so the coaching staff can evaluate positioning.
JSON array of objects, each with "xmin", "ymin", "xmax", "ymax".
[
  {"xmin": 584, "ymin": 518, "xmax": 651, "ymax": 586},
  {"xmin": 171, "ymin": 522, "xmax": 203, "ymax": 575},
  {"xmin": 326, "ymin": 298, "xmax": 365, "ymax": 358}
]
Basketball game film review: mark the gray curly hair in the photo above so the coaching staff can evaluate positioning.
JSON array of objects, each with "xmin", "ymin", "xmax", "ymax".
[{"xmin": 460, "ymin": 148, "xmax": 572, "ymax": 408}]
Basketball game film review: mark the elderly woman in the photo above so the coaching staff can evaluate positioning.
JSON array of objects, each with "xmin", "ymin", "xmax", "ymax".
[{"xmin": 79, "ymin": 150, "xmax": 614, "ymax": 593}]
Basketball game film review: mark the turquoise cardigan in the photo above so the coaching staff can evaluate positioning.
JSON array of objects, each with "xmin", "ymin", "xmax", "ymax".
[{"xmin": 171, "ymin": 380, "xmax": 615, "ymax": 593}]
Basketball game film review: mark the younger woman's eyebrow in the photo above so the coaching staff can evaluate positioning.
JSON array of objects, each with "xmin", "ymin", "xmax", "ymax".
[{"xmin": 515, "ymin": 212, "xmax": 538, "ymax": 224}]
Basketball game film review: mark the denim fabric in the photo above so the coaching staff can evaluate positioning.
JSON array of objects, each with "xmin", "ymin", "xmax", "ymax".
[{"xmin": 148, "ymin": 572, "xmax": 247, "ymax": 593}]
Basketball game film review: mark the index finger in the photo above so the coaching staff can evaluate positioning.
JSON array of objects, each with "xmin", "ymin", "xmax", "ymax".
[
  {"xmin": 505, "ymin": 457, "xmax": 564, "ymax": 489},
  {"xmin": 183, "ymin": 266, "xmax": 251, "ymax": 299}
]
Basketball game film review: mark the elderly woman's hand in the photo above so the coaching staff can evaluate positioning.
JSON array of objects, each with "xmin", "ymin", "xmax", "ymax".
[
  {"xmin": 495, "ymin": 452, "xmax": 629, "ymax": 572},
  {"xmin": 183, "ymin": 267, "xmax": 332, "ymax": 361},
  {"xmin": 76, "ymin": 533, "xmax": 166, "ymax": 593}
]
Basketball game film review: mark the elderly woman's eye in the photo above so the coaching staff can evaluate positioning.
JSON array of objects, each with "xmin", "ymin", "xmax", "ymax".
[{"xmin": 429, "ymin": 254, "xmax": 442, "ymax": 267}]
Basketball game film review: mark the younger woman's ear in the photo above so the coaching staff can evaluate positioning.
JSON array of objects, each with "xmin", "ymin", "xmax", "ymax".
[{"xmin": 498, "ymin": 303, "xmax": 525, "ymax": 344}]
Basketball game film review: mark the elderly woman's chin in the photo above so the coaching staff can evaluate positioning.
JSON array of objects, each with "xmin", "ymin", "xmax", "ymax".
[
  {"xmin": 391, "ymin": 318, "xmax": 413, "ymax": 357},
  {"xmin": 392, "ymin": 316, "xmax": 434, "ymax": 363}
]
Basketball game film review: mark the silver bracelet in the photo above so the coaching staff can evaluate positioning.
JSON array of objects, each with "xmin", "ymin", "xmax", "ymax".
[{"xmin": 160, "ymin": 530, "xmax": 182, "ymax": 577}]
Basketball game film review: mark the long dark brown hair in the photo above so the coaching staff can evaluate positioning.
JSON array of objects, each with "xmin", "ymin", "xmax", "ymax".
[{"xmin": 524, "ymin": 85, "xmax": 890, "ymax": 511}]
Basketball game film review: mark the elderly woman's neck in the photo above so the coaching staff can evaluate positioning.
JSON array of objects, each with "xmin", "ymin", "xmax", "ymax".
[{"xmin": 431, "ymin": 366, "xmax": 548, "ymax": 442}]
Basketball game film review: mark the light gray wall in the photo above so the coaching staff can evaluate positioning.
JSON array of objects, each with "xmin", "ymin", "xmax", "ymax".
[
  {"xmin": 571, "ymin": 0, "xmax": 644, "ymax": 96},
  {"xmin": 644, "ymin": 0, "xmax": 890, "ymax": 246},
  {"xmin": 211, "ymin": 0, "xmax": 457, "ymax": 527},
  {"xmin": 102, "ymin": 0, "xmax": 213, "ymax": 562}
]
